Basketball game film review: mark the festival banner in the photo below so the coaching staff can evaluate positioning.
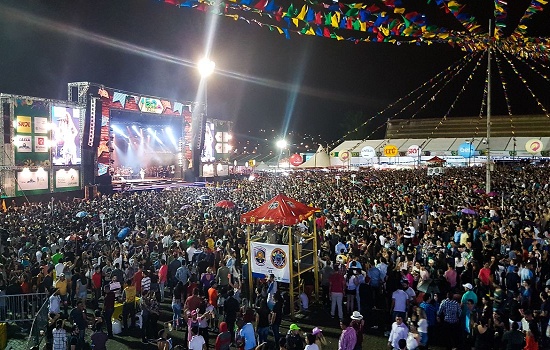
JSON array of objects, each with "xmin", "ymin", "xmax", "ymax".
[{"xmin": 250, "ymin": 242, "xmax": 290, "ymax": 283}]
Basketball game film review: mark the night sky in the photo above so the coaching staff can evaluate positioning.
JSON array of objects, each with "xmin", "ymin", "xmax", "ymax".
[{"xmin": 0, "ymin": 0, "xmax": 549, "ymax": 150}]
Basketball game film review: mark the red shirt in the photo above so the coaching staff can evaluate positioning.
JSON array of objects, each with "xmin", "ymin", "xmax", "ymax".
[
  {"xmin": 92, "ymin": 272, "xmax": 102, "ymax": 289},
  {"xmin": 478, "ymin": 267, "xmax": 491, "ymax": 286},
  {"xmin": 329, "ymin": 273, "xmax": 345, "ymax": 293},
  {"xmin": 21, "ymin": 282, "xmax": 30, "ymax": 294},
  {"xmin": 158, "ymin": 265, "xmax": 168, "ymax": 284},
  {"xmin": 133, "ymin": 271, "xmax": 143, "ymax": 292}
]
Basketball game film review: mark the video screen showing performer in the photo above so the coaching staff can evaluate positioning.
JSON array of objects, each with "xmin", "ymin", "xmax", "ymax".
[{"xmin": 52, "ymin": 106, "xmax": 81, "ymax": 165}]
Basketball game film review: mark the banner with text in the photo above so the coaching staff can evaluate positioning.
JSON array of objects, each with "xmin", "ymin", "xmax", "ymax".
[{"xmin": 250, "ymin": 242, "xmax": 290, "ymax": 283}]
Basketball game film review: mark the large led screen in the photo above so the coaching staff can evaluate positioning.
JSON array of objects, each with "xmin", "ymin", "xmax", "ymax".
[{"xmin": 52, "ymin": 106, "xmax": 82, "ymax": 165}]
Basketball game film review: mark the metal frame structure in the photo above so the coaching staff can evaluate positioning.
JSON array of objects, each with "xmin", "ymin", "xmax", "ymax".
[
  {"xmin": 0, "ymin": 93, "xmax": 83, "ymax": 198},
  {"xmin": 247, "ymin": 221, "xmax": 320, "ymax": 319}
]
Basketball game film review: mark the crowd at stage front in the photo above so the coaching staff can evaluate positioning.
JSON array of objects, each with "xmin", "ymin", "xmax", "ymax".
[{"xmin": 1, "ymin": 163, "xmax": 550, "ymax": 350}]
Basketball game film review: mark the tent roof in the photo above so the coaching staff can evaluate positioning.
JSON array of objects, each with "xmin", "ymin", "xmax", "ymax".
[
  {"xmin": 427, "ymin": 156, "xmax": 446, "ymax": 163},
  {"xmin": 240, "ymin": 194, "xmax": 319, "ymax": 225},
  {"xmin": 299, "ymin": 145, "xmax": 331, "ymax": 168}
]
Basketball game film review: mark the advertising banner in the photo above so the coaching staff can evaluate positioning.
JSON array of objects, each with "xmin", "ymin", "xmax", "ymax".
[
  {"xmin": 55, "ymin": 169, "xmax": 80, "ymax": 189},
  {"xmin": 14, "ymin": 99, "xmax": 50, "ymax": 167},
  {"xmin": 15, "ymin": 135, "xmax": 32, "ymax": 153},
  {"xmin": 16, "ymin": 170, "xmax": 49, "ymax": 192},
  {"xmin": 16, "ymin": 116, "xmax": 32, "ymax": 133},
  {"xmin": 34, "ymin": 136, "xmax": 49, "ymax": 153},
  {"xmin": 250, "ymin": 242, "xmax": 290, "ymax": 283},
  {"xmin": 34, "ymin": 117, "xmax": 49, "ymax": 134}
]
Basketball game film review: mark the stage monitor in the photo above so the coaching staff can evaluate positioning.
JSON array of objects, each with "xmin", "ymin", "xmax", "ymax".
[{"xmin": 51, "ymin": 105, "xmax": 83, "ymax": 165}]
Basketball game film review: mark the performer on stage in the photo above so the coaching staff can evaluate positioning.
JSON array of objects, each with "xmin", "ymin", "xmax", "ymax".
[{"xmin": 139, "ymin": 168, "xmax": 145, "ymax": 180}]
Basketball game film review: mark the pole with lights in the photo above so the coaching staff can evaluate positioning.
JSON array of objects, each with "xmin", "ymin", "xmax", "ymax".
[{"xmin": 276, "ymin": 139, "xmax": 288, "ymax": 172}]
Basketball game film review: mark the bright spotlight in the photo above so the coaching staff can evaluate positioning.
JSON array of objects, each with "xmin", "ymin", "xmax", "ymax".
[
  {"xmin": 165, "ymin": 126, "xmax": 172, "ymax": 133},
  {"xmin": 276, "ymin": 139, "xmax": 288, "ymax": 149},
  {"xmin": 198, "ymin": 57, "xmax": 215, "ymax": 77},
  {"xmin": 132, "ymin": 125, "xmax": 139, "ymax": 133}
]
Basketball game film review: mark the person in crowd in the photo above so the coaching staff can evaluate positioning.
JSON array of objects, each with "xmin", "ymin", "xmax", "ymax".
[
  {"xmin": 338, "ymin": 318, "xmax": 356, "ymax": 350},
  {"xmin": 304, "ymin": 333, "xmax": 319, "ymax": 350},
  {"xmin": 286, "ymin": 324, "xmax": 304, "ymax": 350},
  {"xmin": 91, "ymin": 322, "xmax": 109, "ymax": 350},
  {"xmin": 215, "ymin": 322, "xmax": 231, "ymax": 350},
  {"xmin": 388, "ymin": 315, "xmax": 408, "ymax": 350}
]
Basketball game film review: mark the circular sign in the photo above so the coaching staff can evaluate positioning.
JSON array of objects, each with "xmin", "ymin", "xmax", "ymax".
[
  {"xmin": 360, "ymin": 146, "xmax": 376, "ymax": 159},
  {"xmin": 458, "ymin": 142, "xmax": 475, "ymax": 158},
  {"xmin": 339, "ymin": 151, "xmax": 350, "ymax": 162},
  {"xmin": 383, "ymin": 144, "xmax": 398, "ymax": 157},
  {"xmin": 407, "ymin": 145, "xmax": 421, "ymax": 157},
  {"xmin": 289, "ymin": 153, "xmax": 303, "ymax": 166},
  {"xmin": 525, "ymin": 139, "xmax": 543, "ymax": 154}
]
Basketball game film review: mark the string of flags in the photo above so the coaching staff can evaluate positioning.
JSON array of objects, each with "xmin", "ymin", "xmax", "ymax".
[{"xmin": 156, "ymin": 0, "xmax": 549, "ymax": 59}]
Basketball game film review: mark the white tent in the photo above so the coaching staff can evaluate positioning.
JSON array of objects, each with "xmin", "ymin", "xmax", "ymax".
[
  {"xmin": 299, "ymin": 145, "xmax": 331, "ymax": 168},
  {"xmin": 255, "ymin": 161, "xmax": 270, "ymax": 171}
]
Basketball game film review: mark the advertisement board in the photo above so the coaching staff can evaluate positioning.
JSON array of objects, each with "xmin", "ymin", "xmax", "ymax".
[
  {"xmin": 55, "ymin": 169, "xmax": 80, "ymax": 190},
  {"xmin": 16, "ymin": 169, "xmax": 49, "ymax": 194},
  {"xmin": 52, "ymin": 106, "xmax": 82, "ymax": 165},
  {"xmin": 14, "ymin": 99, "xmax": 50, "ymax": 167},
  {"xmin": 250, "ymin": 242, "xmax": 290, "ymax": 283}
]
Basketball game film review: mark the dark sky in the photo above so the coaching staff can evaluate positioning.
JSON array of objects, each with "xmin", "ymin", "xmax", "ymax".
[{"xmin": 0, "ymin": 0, "xmax": 549, "ymax": 148}]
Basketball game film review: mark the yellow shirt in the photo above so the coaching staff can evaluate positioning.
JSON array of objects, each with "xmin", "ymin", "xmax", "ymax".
[
  {"xmin": 206, "ymin": 238, "xmax": 215, "ymax": 250},
  {"xmin": 55, "ymin": 279, "xmax": 68, "ymax": 296},
  {"xmin": 124, "ymin": 285, "xmax": 136, "ymax": 303}
]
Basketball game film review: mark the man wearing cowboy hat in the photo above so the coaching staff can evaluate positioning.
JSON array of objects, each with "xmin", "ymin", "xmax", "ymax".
[{"xmin": 350, "ymin": 312, "xmax": 364, "ymax": 350}]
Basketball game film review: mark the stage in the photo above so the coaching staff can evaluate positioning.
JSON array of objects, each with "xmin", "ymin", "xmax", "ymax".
[{"xmin": 111, "ymin": 177, "xmax": 205, "ymax": 192}]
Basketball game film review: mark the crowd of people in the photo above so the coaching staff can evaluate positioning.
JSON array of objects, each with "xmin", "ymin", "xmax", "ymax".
[{"xmin": 1, "ymin": 163, "xmax": 550, "ymax": 350}]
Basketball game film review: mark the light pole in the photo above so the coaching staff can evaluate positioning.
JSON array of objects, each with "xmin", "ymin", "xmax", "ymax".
[
  {"xmin": 276, "ymin": 139, "xmax": 288, "ymax": 172},
  {"xmin": 197, "ymin": 57, "xmax": 215, "ymax": 179}
]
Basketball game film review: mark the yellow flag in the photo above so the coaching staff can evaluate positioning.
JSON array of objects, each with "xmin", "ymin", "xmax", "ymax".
[
  {"xmin": 331, "ymin": 14, "xmax": 339, "ymax": 28},
  {"xmin": 360, "ymin": 22, "xmax": 367, "ymax": 32},
  {"xmin": 380, "ymin": 26, "xmax": 390, "ymax": 36},
  {"xmin": 438, "ymin": 33, "xmax": 449, "ymax": 39},
  {"xmin": 275, "ymin": 26, "xmax": 284, "ymax": 35},
  {"xmin": 297, "ymin": 5, "xmax": 308, "ymax": 21},
  {"xmin": 394, "ymin": 8, "xmax": 406, "ymax": 14},
  {"xmin": 1, "ymin": 199, "xmax": 6, "ymax": 213},
  {"xmin": 538, "ymin": 0, "xmax": 547, "ymax": 4},
  {"xmin": 306, "ymin": 27, "xmax": 315, "ymax": 35},
  {"xmin": 292, "ymin": 18, "xmax": 299, "ymax": 27}
]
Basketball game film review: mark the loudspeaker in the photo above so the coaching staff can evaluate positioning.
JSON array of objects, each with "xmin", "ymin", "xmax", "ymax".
[{"xmin": 83, "ymin": 97, "xmax": 102, "ymax": 149}]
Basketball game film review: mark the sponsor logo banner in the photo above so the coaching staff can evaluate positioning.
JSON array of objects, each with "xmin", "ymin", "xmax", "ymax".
[{"xmin": 250, "ymin": 242, "xmax": 290, "ymax": 283}]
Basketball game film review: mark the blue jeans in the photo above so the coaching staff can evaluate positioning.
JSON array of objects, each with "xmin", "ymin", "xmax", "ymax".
[
  {"xmin": 172, "ymin": 303, "xmax": 182, "ymax": 328},
  {"xmin": 258, "ymin": 326, "xmax": 269, "ymax": 344}
]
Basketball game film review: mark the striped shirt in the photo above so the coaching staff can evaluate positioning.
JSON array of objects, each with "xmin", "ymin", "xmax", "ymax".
[
  {"xmin": 438, "ymin": 298, "xmax": 461, "ymax": 324},
  {"xmin": 141, "ymin": 276, "xmax": 151, "ymax": 292}
]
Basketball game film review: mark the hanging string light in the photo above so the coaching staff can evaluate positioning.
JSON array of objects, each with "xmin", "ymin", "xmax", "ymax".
[
  {"xmin": 346, "ymin": 51, "xmax": 481, "ymax": 152},
  {"xmin": 499, "ymin": 47, "xmax": 550, "ymax": 119},
  {"xmin": 474, "ymin": 71, "xmax": 488, "ymax": 138},
  {"xmin": 428, "ymin": 50, "xmax": 487, "ymax": 137},
  {"xmin": 494, "ymin": 49, "xmax": 515, "ymax": 136},
  {"xmin": 325, "ymin": 52, "xmax": 475, "ymax": 150}
]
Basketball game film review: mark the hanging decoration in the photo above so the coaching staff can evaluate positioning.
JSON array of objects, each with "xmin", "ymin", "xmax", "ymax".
[{"xmin": 156, "ymin": 0, "xmax": 549, "ymax": 59}]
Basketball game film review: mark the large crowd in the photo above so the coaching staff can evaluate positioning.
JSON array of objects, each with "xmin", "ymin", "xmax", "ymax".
[{"xmin": 1, "ymin": 163, "xmax": 550, "ymax": 350}]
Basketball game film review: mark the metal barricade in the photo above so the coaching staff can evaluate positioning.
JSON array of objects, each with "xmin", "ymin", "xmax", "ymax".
[{"xmin": 0, "ymin": 293, "xmax": 49, "ymax": 323}]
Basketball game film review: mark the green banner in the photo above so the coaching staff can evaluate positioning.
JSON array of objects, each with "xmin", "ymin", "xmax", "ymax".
[{"xmin": 13, "ymin": 99, "xmax": 51, "ymax": 167}]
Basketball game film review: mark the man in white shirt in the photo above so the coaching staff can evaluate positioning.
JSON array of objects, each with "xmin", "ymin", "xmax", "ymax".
[
  {"xmin": 186, "ymin": 243, "xmax": 197, "ymax": 263},
  {"xmin": 54, "ymin": 260, "xmax": 65, "ymax": 279},
  {"xmin": 388, "ymin": 315, "xmax": 409, "ymax": 350},
  {"xmin": 390, "ymin": 287, "xmax": 409, "ymax": 321},
  {"xmin": 188, "ymin": 326, "xmax": 206, "ymax": 350},
  {"xmin": 403, "ymin": 223, "xmax": 416, "ymax": 248},
  {"xmin": 49, "ymin": 289, "xmax": 61, "ymax": 314}
]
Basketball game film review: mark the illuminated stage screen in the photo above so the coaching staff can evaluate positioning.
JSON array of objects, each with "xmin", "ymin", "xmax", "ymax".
[
  {"xmin": 110, "ymin": 110, "xmax": 183, "ymax": 173},
  {"xmin": 51, "ymin": 106, "xmax": 82, "ymax": 165}
]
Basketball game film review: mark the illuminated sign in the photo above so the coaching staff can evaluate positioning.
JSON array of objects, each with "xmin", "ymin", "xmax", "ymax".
[
  {"xmin": 16, "ymin": 135, "xmax": 32, "ymax": 152},
  {"xmin": 55, "ymin": 169, "xmax": 80, "ymax": 188},
  {"xmin": 138, "ymin": 97, "xmax": 164, "ymax": 114},
  {"xmin": 34, "ymin": 117, "xmax": 49, "ymax": 134}
]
